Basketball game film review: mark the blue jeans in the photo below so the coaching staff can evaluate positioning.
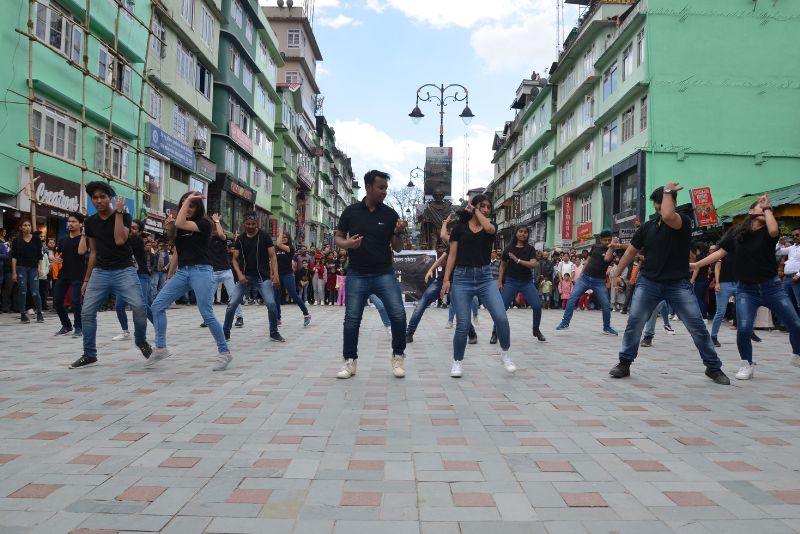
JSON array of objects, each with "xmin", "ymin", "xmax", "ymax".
[
  {"xmin": 82, "ymin": 267, "xmax": 147, "ymax": 358},
  {"xmin": 150, "ymin": 271, "xmax": 167, "ymax": 302},
  {"xmin": 619, "ymin": 276, "xmax": 721, "ymax": 369},
  {"xmin": 213, "ymin": 269, "xmax": 242, "ymax": 319},
  {"xmin": 151, "ymin": 265, "xmax": 228, "ymax": 353},
  {"xmin": 501, "ymin": 277, "xmax": 542, "ymax": 329},
  {"xmin": 694, "ymin": 279, "xmax": 709, "ymax": 318},
  {"xmin": 735, "ymin": 278, "xmax": 800, "ymax": 362},
  {"xmin": 343, "ymin": 272, "xmax": 406, "ymax": 358},
  {"xmin": 116, "ymin": 273, "xmax": 153, "ymax": 330},
  {"xmin": 16, "ymin": 265, "xmax": 42, "ymax": 315},
  {"xmin": 784, "ymin": 276, "xmax": 800, "ymax": 314},
  {"xmin": 224, "ymin": 275, "xmax": 278, "ymax": 336},
  {"xmin": 643, "ymin": 301, "xmax": 670, "ymax": 337},
  {"xmin": 449, "ymin": 295, "xmax": 478, "ymax": 322},
  {"xmin": 451, "ymin": 265, "xmax": 510, "ymax": 361},
  {"xmin": 561, "ymin": 274, "xmax": 611, "ymax": 329},
  {"xmin": 408, "ymin": 280, "xmax": 443, "ymax": 336},
  {"xmin": 274, "ymin": 272, "xmax": 309, "ymax": 321},
  {"xmin": 710, "ymin": 281, "xmax": 736, "ymax": 338},
  {"xmin": 369, "ymin": 294, "xmax": 391, "ymax": 327},
  {"xmin": 53, "ymin": 278, "xmax": 82, "ymax": 329}
]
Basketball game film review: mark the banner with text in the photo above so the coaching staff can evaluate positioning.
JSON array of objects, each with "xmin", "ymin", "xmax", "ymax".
[
  {"xmin": 561, "ymin": 195, "xmax": 574, "ymax": 244},
  {"xmin": 690, "ymin": 187, "xmax": 718, "ymax": 227},
  {"xmin": 393, "ymin": 250, "xmax": 438, "ymax": 302}
]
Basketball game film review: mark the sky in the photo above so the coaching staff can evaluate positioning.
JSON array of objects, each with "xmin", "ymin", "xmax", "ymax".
[{"xmin": 267, "ymin": 0, "xmax": 579, "ymax": 200}]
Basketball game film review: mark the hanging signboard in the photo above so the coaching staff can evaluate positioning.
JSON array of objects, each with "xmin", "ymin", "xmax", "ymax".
[{"xmin": 690, "ymin": 186, "xmax": 718, "ymax": 227}]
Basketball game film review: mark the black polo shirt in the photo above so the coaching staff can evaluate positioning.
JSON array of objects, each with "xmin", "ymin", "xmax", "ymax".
[
  {"xmin": 337, "ymin": 199, "xmax": 399, "ymax": 274},
  {"xmin": 631, "ymin": 213, "xmax": 692, "ymax": 282}
]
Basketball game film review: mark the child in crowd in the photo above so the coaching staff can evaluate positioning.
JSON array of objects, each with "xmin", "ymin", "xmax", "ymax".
[
  {"xmin": 296, "ymin": 259, "xmax": 310, "ymax": 303},
  {"xmin": 538, "ymin": 275, "xmax": 553, "ymax": 310},
  {"xmin": 559, "ymin": 273, "xmax": 573, "ymax": 310},
  {"xmin": 336, "ymin": 267, "xmax": 347, "ymax": 306}
]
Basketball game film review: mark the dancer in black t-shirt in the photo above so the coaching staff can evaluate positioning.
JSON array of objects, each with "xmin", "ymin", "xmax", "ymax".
[
  {"xmin": 274, "ymin": 226, "xmax": 311, "ymax": 327},
  {"xmin": 53, "ymin": 212, "xmax": 86, "ymax": 337},
  {"xmin": 11, "ymin": 219, "xmax": 43, "ymax": 323}
]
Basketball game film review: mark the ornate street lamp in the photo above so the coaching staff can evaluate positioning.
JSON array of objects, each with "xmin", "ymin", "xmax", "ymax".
[
  {"xmin": 407, "ymin": 166, "xmax": 424, "ymax": 188},
  {"xmin": 409, "ymin": 83, "xmax": 474, "ymax": 147}
]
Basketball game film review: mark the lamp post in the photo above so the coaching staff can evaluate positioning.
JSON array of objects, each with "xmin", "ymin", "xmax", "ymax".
[
  {"xmin": 407, "ymin": 166, "xmax": 424, "ymax": 188},
  {"xmin": 409, "ymin": 83, "xmax": 474, "ymax": 147}
]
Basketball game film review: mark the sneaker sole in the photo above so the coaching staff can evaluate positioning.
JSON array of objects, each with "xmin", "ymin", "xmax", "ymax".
[
  {"xmin": 735, "ymin": 374, "xmax": 753, "ymax": 380},
  {"xmin": 270, "ymin": 338, "xmax": 285, "ymax": 343},
  {"xmin": 69, "ymin": 362, "xmax": 98, "ymax": 369},
  {"xmin": 603, "ymin": 331, "xmax": 618, "ymax": 336},
  {"xmin": 144, "ymin": 353, "xmax": 170, "ymax": 367},
  {"xmin": 450, "ymin": 373, "xmax": 462, "ymax": 378}
]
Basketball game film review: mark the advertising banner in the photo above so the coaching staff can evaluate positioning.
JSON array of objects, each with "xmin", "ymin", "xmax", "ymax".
[
  {"xmin": 146, "ymin": 123, "xmax": 195, "ymax": 171},
  {"xmin": 690, "ymin": 187, "xmax": 718, "ymax": 227},
  {"xmin": 424, "ymin": 147, "xmax": 453, "ymax": 199},
  {"xmin": 229, "ymin": 122, "xmax": 253, "ymax": 155},
  {"xmin": 561, "ymin": 195, "xmax": 574, "ymax": 244},
  {"xmin": 18, "ymin": 169, "xmax": 81, "ymax": 219},
  {"xmin": 393, "ymin": 250, "xmax": 438, "ymax": 302},
  {"xmin": 577, "ymin": 221, "xmax": 593, "ymax": 241}
]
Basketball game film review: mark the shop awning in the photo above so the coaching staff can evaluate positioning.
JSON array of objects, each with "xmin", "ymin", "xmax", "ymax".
[{"xmin": 716, "ymin": 183, "xmax": 800, "ymax": 223}]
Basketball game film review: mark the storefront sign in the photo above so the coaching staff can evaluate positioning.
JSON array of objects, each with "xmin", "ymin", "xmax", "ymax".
[
  {"xmin": 561, "ymin": 195, "xmax": 574, "ymax": 243},
  {"xmin": 269, "ymin": 218, "xmax": 278, "ymax": 237},
  {"xmin": 196, "ymin": 155, "xmax": 217, "ymax": 181},
  {"xmin": 512, "ymin": 190, "xmax": 521, "ymax": 220},
  {"xmin": 146, "ymin": 123, "xmax": 195, "ymax": 171},
  {"xmin": 18, "ymin": 169, "xmax": 81, "ymax": 219},
  {"xmin": 618, "ymin": 227, "xmax": 637, "ymax": 243},
  {"xmin": 229, "ymin": 122, "xmax": 253, "ymax": 155},
  {"xmin": 577, "ymin": 221, "xmax": 593, "ymax": 241},
  {"xmin": 690, "ymin": 186, "xmax": 718, "ymax": 227},
  {"xmin": 531, "ymin": 201, "xmax": 547, "ymax": 221},
  {"xmin": 163, "ymin": 201, "xmax": 179, "ymax": 218},
  {"xmin": 226, "ymin": 179, "xmax": 255, "ymax": 203},
  {"xmin": 143, "ymin": 213, "xmax": 165, "ymax": 235}
]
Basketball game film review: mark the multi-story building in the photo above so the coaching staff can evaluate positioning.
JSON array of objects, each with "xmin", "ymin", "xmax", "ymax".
[
  {"xmin": 272, "ymin": 85, "xmax": 302, "ymax": 237},
  {"xmin": 1, "ymin": 0, "xmax": 148, "ymax": 237}
]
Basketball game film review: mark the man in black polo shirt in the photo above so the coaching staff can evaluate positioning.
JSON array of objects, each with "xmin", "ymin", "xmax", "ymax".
[
  {"xmin": 609, "ymin": 183, "xmax": 729, "ymax": 385},
  {"xmin": 335, "ymin": 170, "xmax": 408, "ymax": 379}
]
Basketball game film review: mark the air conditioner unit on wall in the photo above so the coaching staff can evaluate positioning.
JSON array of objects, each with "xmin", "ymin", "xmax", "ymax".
[{"xmin": 193, "ymin": 139, "xmax": 207, "ymax": 152}]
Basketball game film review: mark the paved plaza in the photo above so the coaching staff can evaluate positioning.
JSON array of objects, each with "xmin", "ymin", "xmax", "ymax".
[{"xmin": 1, "ymin": 303, "xmax": 799, "ymax": 534}]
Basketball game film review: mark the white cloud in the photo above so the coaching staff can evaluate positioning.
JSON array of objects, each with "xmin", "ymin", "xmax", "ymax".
[
  {"xmin": 315, "ymin": 64, "xmax": 330, "ymax": 77},
  {"xmin": 366, "ymin": 0, "xmax": 536, "ymax": 29},
  {"xmin": 313, "ymin": 0, "xmax": 341, "ymax": 8},
  {"xmin": 318, "ymin": 14, "xmax": 358, "ymax": 28}
]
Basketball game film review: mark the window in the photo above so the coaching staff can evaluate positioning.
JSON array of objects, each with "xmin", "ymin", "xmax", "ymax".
[
  {"xmin": 257, "ymin": 39, "xmax": 267, "ymax": 65},
  {"xmin": 98, "ymin": 44, "xmax": 112, "ymax": 84},
  {"xmin": 201, "ymin": 7, "xmax": 214, "ymax": 49},
  {"xmin": 268, "ymin": 55, "xmax": 277, "ymax": 79},
  {"xmin": 256, "ymin": 83, "xmax": 267, "ymax": 109},
  {"xmin": 579, "ymin": 194, "xmax": 592, "ymax": 223},
  {"xmin": 253, "ymin": 166, "xmax": 261, "ymax": 187},
  {"xmin": 35, "ymin": 1, "xmax": 83, "ymax": 63},
  {"xmin": 287, "ymin": 28, "xmax": 301, "ymax": 48},
  {"xmin": 230, "ymin": 48, "xmax": 240, "ymax": 77},
  {"xmin": 116, "ymin": 60, "xmax": 132, "ymax": 96},
  {"xmin": 231, "ymin": 0, "xmax": 242, "ymax": 26},
  {"xmin": 285, "ymin": 71, "xmax": 301, "ymax": 84},
  {"xmin": 640, "ymin": 96, "xmax": 648, "ymax": 130},
  {"xmin": 538, "ymin": 104, "xmax": 546, "ymax": 129},
  {"xmin": 196, "ymin": 123, "xmax": 208, "ymax": 142},
  {"xmin": 150, "ymin": 15, "xmax": 165, "ymax": 55},
  {"xmin": 541, "ymin": 143, "xmax": 549, "ymax": 163},
  {"xmin": 32, "ymin": 101, "xmax": 78, "ymax": 162},
  {"xmin": 189, "ymin": 177, "xmax": 207, "ymax": 197},
  {"xmin": 225, "ymin": 145, "xmax": 235, "ymax": 173},
  {"xmin": 176, "ymin": 42, "xmax": 194, "ymax": 82},
  {"xmin": 559, "ymin": 113, "xmax": 575, "ymax": 145},
  {"xmin": 621, "ymin": 106, "xmax": 634, "ymax": 143},
  {"xmin": 603, "ymin": 62, "xmax": 618, "ymax": 100},
  {"xmin": 622, "ymin": 44, "xmax": 633, "ymax": 80},
  {"xmin": 195, "ymin": 62, "xmax": 212, "ymax": 99},
  {"xmin": 582, "ymin": 45, "xmax": 595, "ymax": 78},
  {"xmin": 581, "ymin": 95, "xmax": 594, "ymax": 127},
  {"xmin": 245, "ymin": 18, "xmax": 253, "ymax": 43},
  {"xmin": 228, "ymin": 96, "xmax": 238, "ymax": 123},
  {"xmin": 180, "ymin": 0, "xmax": 194, "ymax": 26},
  {"xmin": 94, "ymin": 135, "xmax": 128, "ymax": 180},
  {"xmin": 143, "ymin": 155, "xmax": 161, "ymax": 210},
  {"xmin": 237, "ymin": 155, "xmax": 247, "ymax": 182},
  {"xmin": 558, "ymin": 158, "xmax": 574, "ymax": 188},
  {"xmin": 531, "ymin": 152, "xmax": 538, "ymax": 172},
  {"xmin": 173, "ymin": 105, "xmax": 188, "ymax": 142},
  {"xmin": 149, "ymin": 89, "xmax": 161, "ymax": 123},
  {"xmin": 602, "ymin": 119, "xmax": 618, "ymax": 154},
  {"xmin": 582, "ymin": 143, "xmax": 592, "ymax": 172},
  {"xmin": 637, "ymin": 29, "xmax": 645, "ymax": 66},
  {"xmin": 119, "ymin": 0, "xmax": 134, "ymax": 21},
  {"xmin": 98, "ymin": 44, "xmax": 131, "ymax": 95},
  {"xmin": 242, "ymin": 63, "xmax": 253, "ymax": 92}
]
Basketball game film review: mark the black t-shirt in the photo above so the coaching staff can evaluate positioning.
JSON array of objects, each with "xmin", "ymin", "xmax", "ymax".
[
  {"xmin": 582, "ymin": 244, "xmax": 612, "ymax": 279},
  {"xmin": 84, "ymin": 212, "xmax": 134, "ymax": 270},
  {"xmin": 128, "ymin": 235, "xmax": 149, "ymax": 275},
  {"xmin": 718, "ymin": 226, "xmax": 778, "ymax": 283},
  {"xmin": 11, "ymin": 235, "xmax": 42, "ymax": 268},
  {"xmin": 718, "ymin": 251, "xmax": 736, "ymax": 283},
  {"xmin": 235, "ymin": 230, "xmax": 274, "ymax": 278},
  {"xmin": 451, "ymin": 222, "xmax": 496, "ymax": 268},
  {"xmin": 631, "ymin": 213, "xmax": 692, "ymax": 282},
  {"xmin": 174, "ymin": 218, "xmax": 212, "ymax": 267},
  {"xmin": 694, "ymin": 254, "xmax": 709, "ymax": 282},
  {"xmin": 502, "ymin": 244, "xmax": 536, "ymax": 281},
  {"xmin": 209, "ymin": 236, "xmax": 231, "ymax": 272},
  {"xmin": 276, "ymin": 243, "xmax": 294, "ymax": 275},
  {"xmin": 56, "ymin": 235, "xmax": 85, "ymax": 281},
  {"xmin": 337, "ymin": 200, "xmax": 399, "ymax": 274}
]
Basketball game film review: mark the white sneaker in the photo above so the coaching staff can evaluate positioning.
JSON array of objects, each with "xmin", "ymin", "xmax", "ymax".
[
  {"xmin": 445, "ymin": 321, "xmax": 453, "ymax": 329},
  {"xmin": 213, "ymin": 351, "xmax": 232, "ymax": 371},
  {"xmin": 792, "ymin": 355, "xmax": 800, "ymax": 368},
  {"xmin": 501, "ymin": 351, "xmax": 517, "ymax": 373},
  {"xmin": 391, "ymin": 354, "xmax": 405, "ymax": 378},
  {"xmin": 472, "ymin": 316, "xmax": 479, "ymax": 326},
  {"xmin": 144, "ymin": 347, "xmax": 170, "ymax": 367},
  {"xmin": 735, "ymin": 362, "xmax": 754, "ymax": 380},
  {"xmin": 337, "ymin": 358, "xmax": 357, "ymax": 379},
  {"xmin": 112, "ymin": 331, "xmax": 131, "ymax": 341},
  {"xmin": 450, "ymin": 360, "xmax": 463, "ymax": 377},
  {"xmin": 385, "ymin": 326, "xmax": 392, "ymax": 337}
]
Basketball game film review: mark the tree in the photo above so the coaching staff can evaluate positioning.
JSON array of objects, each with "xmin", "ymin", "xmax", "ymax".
[{"xmin": 386, "ymin": 185, "xmax": 424, "ymax": 220}]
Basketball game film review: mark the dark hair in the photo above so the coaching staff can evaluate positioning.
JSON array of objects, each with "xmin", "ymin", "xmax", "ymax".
[
  {"xmin": 364, "ymin": 170, "xmax": 390, "ymax": 186},
  {"xmin": 792, "ymin": 226, "xmax": 800, "ymax": 233},
  {"xmin": 724, "ymin": 200, "xmax": 759, "ymax": 244},
  {"xmin": 131, "ymin": 219, "xmax": 144, "ymax": 232},
  {"xmin": 650, "ymin": 186, "xmax": 677, "ymax": 204},
  {"xmin": 243, "ymin": 211, "xmax": 258, "ymax": 222},
  {"xmin": 513, "ymin": 225, "xmax": 530, "ymax": 246},
  {"xmin": 85, "ymin": 180, "xmax": 116, "ymax": 198},
  {"xmin": 283, "ymin": 232, "xmax": 294, "ymax": 249},
  {"xmin": 68, "ymin": 212, "xmax": 85, "ymax": 223},
  {"xmin": 600, "ymin": 230, "xmax": 612, "ymax": 238},
  {"xmin": 167, "ymin": 192, "xmax": 209, "ymax": 243},
  {"xmin": 457, "ymin": 194, "xmax": 492, "ymax": 224}
]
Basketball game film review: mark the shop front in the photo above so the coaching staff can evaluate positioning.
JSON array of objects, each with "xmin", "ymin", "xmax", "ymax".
[
  {"xmin": 520, "ymin": 201, "xmax": 549, "ymax": 250},
  {"xmin": 610, "ymin": 151, "xmax": 645, "ymax": 242},
  {"xmin": 144, "ymin": 122, "xmax": 198, "ymax": 222},
  {"xmin": 17, "ymin": 168, "xmax": 82, "ymax": 239},
  {"xmin": 208, "ymin": 176, "xmax": 256, "ymax": 235}
]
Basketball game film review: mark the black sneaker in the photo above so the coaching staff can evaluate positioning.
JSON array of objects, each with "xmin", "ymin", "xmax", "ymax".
[
  {"xmin": 533, "ymin": 328, "xmax": 546, "ymax": 342},
  {"xmin": 489, "ymin": 332, "xmax": 498, "ymax": 344},
  {"xmin": 200, "ymin": 322, "xmax": 208, "ymax": 328},
  {"xmin": 21, "ymin": 313, "xmax": 30, "ymax": 323},
  {"xmin": 137, "ymin": 341, "xmax": 153, "ymax": 360},
  {"xmin": 406, "ymin": 333, "xmax": 414, "ymax": 343},
  {"xmin": 468, "ymin": 335, "xmax": 478, "ymax": 345},
  {"xmin": 36, "ymin": 313, "xmax": 44, "ymax": 323},
  {"xmin": 751, "ymin": 333, "xmax": 762, "ymax": 343},
  {"xmin": 69, "ymin": 354, "xmax": 98, "ymax": 369},
  {"xmin": 705, "ymin": 368, "xmax": 730, "ymax": 385},
  {"xmin": 640, "ymin": 336, "xmax": 653, "ymax": 348},
  {"xmin": 711, "ymin": 336, "xmax": 721, "ymax": 348},
  {"xmin": 270, "ymin": 333, "xmax": 286, "ymax": 343},
  {"xmin": 609, "ymin": 360, "xmax": 631, "ymax": 378},
  {"xmin": 235, "ymin": 317, "xmax": 244, "ymax": 328}
]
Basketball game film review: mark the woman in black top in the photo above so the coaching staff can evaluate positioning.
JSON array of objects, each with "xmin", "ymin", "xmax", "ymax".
[
  {"xmin": 150, "ymin": 191, "xmax": 232, "ymax": 371},
  {"xmin": 441, "ymin": 194, "xmax": 514, "ymax": 377},
  {"xmin": 273, "ymin": 226, "xmax": 311, "ymax": 327},
  {"xmin": 690, "ymin": 241, "xmax": 710, "ymax": 318},
  {"xmin": 493, "ymin": 225, "xmax": 546, "ymax": 344},
  {"xmin": 692, "ymin": 194, "xmax": 800, "ymax": 379},
  {"xmin": 11, "ymin": 219, "xmax": 43, "ymax": 323}
]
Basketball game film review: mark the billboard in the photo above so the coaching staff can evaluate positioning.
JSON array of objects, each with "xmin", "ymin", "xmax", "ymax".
[
  {"xmin": 424, "ymin": 147, "xmax": 452, "ymax": 199},
  {"xmin": 393, "ymin": 250, "xmax": 438, "ymax": 302},
  {"xmin": 690, "ymin": 187, "xmax": 719, "ymax": 227}
]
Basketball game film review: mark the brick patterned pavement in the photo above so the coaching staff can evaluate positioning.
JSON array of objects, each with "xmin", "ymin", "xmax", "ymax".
[{"xmin": 1, "ymin": 302, "xmax": 800, "ymax": 533}]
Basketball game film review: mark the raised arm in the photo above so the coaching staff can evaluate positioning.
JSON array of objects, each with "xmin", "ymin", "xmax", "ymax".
[
  {"xmin": 275, "ymin": 226, "xmax": 290, "ymax": 252},
  {"xmin": 211, "ymin": 213, "xmax": 226, "ymax": 240},
  {"xmin": 175, "ymin": 192, "xmax": 203, "ymax": 233},
  {"xmin": 113, "ymin": 197, "xmax": 131, "ymax": 245},
  {"xmin": 660, "ymin": 182, "xmax": 684, "ymax": 230},
  {"xmin": 691, "ymin": 248, "xmax": 728, "ymax": 270}
]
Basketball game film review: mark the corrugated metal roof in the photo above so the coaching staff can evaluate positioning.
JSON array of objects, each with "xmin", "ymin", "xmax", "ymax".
[{"xmin": 715, "ymin": 182, "xmax": 800, "ymax": 222}]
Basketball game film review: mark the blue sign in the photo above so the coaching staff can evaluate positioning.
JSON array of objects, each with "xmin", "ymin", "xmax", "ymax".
[
  {"xmin": 86, "ymin": 195, "xmax": 135, "ymax": 216},
  {"xmin": 146, "ymin": 123, "xmax": 195, "ymax": 171}
]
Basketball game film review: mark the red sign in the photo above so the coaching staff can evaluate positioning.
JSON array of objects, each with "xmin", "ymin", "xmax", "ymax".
[
  {"xmin": 577, "ymin": 221, "xmax": 593, "ymax": 240},
  {"xmin": 690, "ymin": 187, "xmax": 718, "ymax": 227},
  {"xmin": 561, "ymin": 196, "xmax": 574, "ymax": 243},
  {"xmin": 228, "ymin": 180, "xmax": 254, "ymax": 202},
  {"xmin": 228, "ymin": 122, "xmax": 253, "ymax": 155},
  {"xmin": 269, "ymin": 218, "xmax": 278, "ymax": 237}
]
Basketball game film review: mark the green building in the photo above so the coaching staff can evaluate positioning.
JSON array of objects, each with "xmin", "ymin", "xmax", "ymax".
[
  {"xmin": 271, "ymin": 85, "xmax": 302, "ymax": 237},
  {"xmin": 0, "ymin": 0, "xmax": 148, "ymax": 238}
]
